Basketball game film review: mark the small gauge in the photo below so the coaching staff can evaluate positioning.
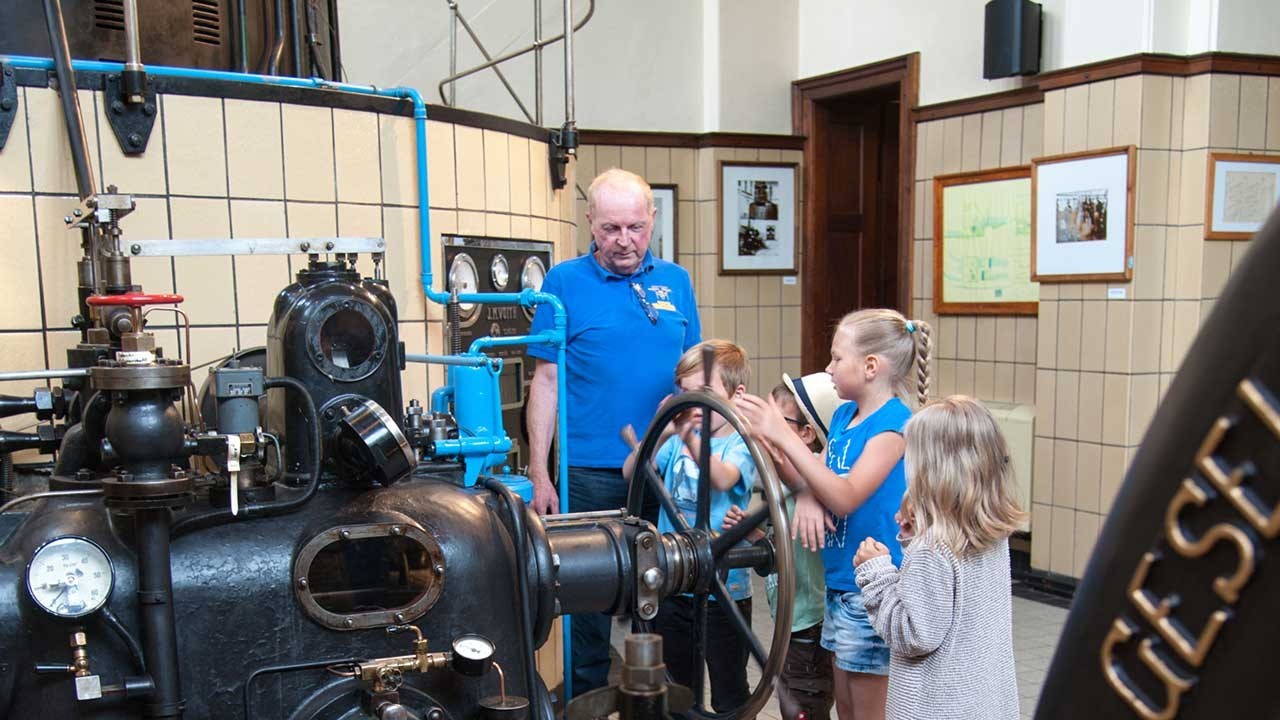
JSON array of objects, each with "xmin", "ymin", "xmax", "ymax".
[
  {"xmin": 26, "ymin": 536, "xmax": 114, "ymax": 619},
  {"xmin": 452, "ymin": 633, "xmax": 495, "ymax": 676},
  {"xmin": 448, "ymin": 253, "xmax": 480, "ymax": 322},
  {"xmin": 520, "ymin": 257, "xmax": 547, "ymax": 293},
  {"xmin": 490, "ymin": 254, "xmax": 510, "ymax": 291}
]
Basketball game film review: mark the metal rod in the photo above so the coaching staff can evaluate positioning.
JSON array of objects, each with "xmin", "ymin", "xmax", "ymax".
[
  {"xmin": 122, "ymin": 0, "xmax": 141, "ymax": 72},
  {"xmin": 41, "ymin": 0, "xmax": 97, "ymax": 201},
  {"xmin": 436, "ymin": 0, "xmax": 594, "ymax": 103},
  {"xmin": 404, "ymin": 353, "xmax": 501, "ymax": 369},
  {"xmin": 234, "ymin": 0, "xmax": 249, "ymax": 72},
  {"xmin": 562, "ymin": 0, "xmax": 575, "ymax": 126},
  {"xmin": 0, "ymin": 489, "xmax": 104, "ymax": 515},
  {"xmin": 289, "ymin": 0, "xmax": 303, "ymax": 76},
  {"xmin": 448, "ymin": 0, "xmax": 457, "ymax": 105},
  {"xmin": 0, "ymin": 368, "xmax": 91, "ymax": 382},
  {"xmin": 267, "ymin": 0, "xmax": 286, "ymax": 74},
  {"xmin": 452, "ymin": 9, "xmax": 535, "ymax": 123},
  {"xmin": 534, "ymin": 0, "xmax": 543, "ymax": 124},
  {"xmin": 135, "ymin": 509, "xmax": 184, "ymax": 718}
]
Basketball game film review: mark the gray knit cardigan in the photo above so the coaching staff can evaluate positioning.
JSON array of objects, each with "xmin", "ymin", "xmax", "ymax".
[{"xmin": 855, "ymin": 534, "xmax": 1019, "ymax": 720}]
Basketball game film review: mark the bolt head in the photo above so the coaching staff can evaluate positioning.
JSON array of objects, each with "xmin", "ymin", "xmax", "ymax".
[
  {"xmin": 143, "ymin": 103, "xmax": 155, "ymax": 116},
  {"xmin": 325, "ymin": 241, "xmax": 335, "ymax": 250},
  {"xmin": 339, "ymin": 529, "xmax": 351, "ymax": 540},
  {"xmin": 128, "ymin": 133, "xmax": 142, "ymax": 147},
  {"xmin": 299, "ymin": 242, "xmax": 311, "ymax": 252},
  {"xmin": 297, "ymin": 577, "xmax": 308, "ymax": 588},
  {"xmin": 433, "ymin": 564, "xmax": 444, "ymax": 575},
  {"xmin": 343, "ymin": 618, "xmax": 355, "ymax": 628},
  {"xmin": 70, "ymin": 631, "xmax": 87, "ymax": 646},
  {"xmin": 394, "ymin": 612, "xmax": 405, "ymax": 623},
  {"xmin": 640, "ymin": 534, "xmax": 654, "ymax": 549},
  {"xmin": 110, "ymin": 100, "xmax": 124, "ymax": 114},
  {"xmin": 641, "ymin": 603, "xmax": 655, "ymax": 616},
  {"xmin": 390, "ymin": 525, "xmax": 402, "ymax": 535},
  {"xmin": 130, "ymin": 244, "xmax": 142, "ymax": 255},
  {"xmin": 0, "ymin": 98, "xmax": 13, "ymax": 111}
]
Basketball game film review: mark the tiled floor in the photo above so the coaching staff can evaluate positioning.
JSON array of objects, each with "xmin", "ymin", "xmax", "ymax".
[{"xmin": 607, "ymin": 577, "xmax": 1069, "ymax": 719}]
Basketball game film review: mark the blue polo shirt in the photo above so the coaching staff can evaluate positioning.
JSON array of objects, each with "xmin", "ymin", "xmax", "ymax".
[{"xmin": 529, "ymin": 246, "xmax": 701, "ymax": 468}]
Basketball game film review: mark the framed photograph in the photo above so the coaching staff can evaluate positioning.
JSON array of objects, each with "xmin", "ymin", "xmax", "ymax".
[
  {"xmin": 718, "ymin": 162, "xmax": 799, "ymax": 275},
  {"xmin": 650, "ymin": 184, "xmax": 679, "ymax": 262},
  {"xmin": 1031, "ymin": 146, "xmax": 1135, "ymax": 282},
  {"xmin": 933, "ymin": 167, "xmax": 1038, "ymax": 315},
  {"xmin": 1205, "ymin": 152, "xmax": 1280, "ymax": 240}
]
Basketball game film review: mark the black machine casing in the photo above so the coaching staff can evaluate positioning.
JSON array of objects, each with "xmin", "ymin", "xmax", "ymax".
[
  {"xmin": 267, "ymin": 261, "xmax": 405, "ymax": 481},
  {"xmin": 443, "ymin": 235, "xmax": 554, "ymax": 474}
]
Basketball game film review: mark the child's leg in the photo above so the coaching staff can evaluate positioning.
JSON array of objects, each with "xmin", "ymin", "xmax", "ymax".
[
  {"xmin": 780, "ymin": 623, "xmax": 834, "ymax": 720},
  {"xmin": 654, "ymin": 596, "xmax": 697, "ymax": 694},
  {"xmin": 704, "ymin": 596, "xmax": 753, "ymax": 712},
  {"xmin": 821, "ymin": 590, "xmax": 890, "ymax": 720},
  {"xmin": 847, "ymin": 671, "xmax": 888, "ymax": 720}
]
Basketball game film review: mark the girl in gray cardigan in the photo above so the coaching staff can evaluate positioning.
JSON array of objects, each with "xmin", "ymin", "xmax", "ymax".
[{"xmin": 853, "ymin": 395, "xmax": 1026, "ymax": 720}]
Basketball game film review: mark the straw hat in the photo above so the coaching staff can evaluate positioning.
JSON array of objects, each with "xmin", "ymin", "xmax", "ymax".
[{"xmin": 782, "ymin": 371, "xmax": 843, "ymax": 444}]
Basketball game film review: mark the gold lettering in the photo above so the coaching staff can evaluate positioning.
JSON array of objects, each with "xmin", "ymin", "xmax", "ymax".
[
  {"xmin": 1128, "ymin": 550, "xmax": 1231, "ymax": 667},
  {"xmin": 1197, "ymin": 382, "xmax": 1280, "ymax": 538},
  {"xmin": 1101, "ymin": 617, "xmax": 1194, "ymax": 720},
  {"xmin": 1164, "ymin": 478, "xmax": 1257, "ymax": 604}
]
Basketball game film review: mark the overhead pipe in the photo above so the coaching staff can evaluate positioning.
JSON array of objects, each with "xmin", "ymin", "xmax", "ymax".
[
  {"xmin": 3, "ymin": 52, "xmax": 576, "ymax": 695},
  {"xmin": 39, "ymin": 0, "xmax": 96, "ymax": 201},
  {"xmin": 121, "ymin": 0, "xmax": 145, "ymax": 102}
]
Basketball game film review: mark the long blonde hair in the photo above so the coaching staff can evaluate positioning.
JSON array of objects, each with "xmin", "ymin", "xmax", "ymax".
[
  {"xmin": 904, "ymin": 395, "xmax": 1025, "ymax": 556},
  {"xmin": 837, "ymin": 309, "xmax": 932, "ymax": 407}
]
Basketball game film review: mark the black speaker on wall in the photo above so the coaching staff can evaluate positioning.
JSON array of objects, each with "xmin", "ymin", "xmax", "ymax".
[{"xmin": 983, "ymin": 0, "xmax": 1042, "ymax": 79}]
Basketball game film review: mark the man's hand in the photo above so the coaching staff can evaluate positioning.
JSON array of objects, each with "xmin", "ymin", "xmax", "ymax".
[
  {"xmin": 529, "ymin": 465, "xmax": 557, "ymax": 515},
  {"xmin": 854, "ymin": 537, "xmax": 890, "ymax": 567}
]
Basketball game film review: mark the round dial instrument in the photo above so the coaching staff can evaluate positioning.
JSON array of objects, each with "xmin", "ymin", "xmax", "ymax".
[
  {"xmin": 452, "ymin": 633, "xmax": 496, "ymax": 676},
  {"xmin": 26, "ymin": 536, "xmax": 114, "ymax": 619},
  {"xmin": 520, "ymin": 257, "xmax": 547, "ymax": 293},
  {"xmin": 490, "ymin": 254, "xmax": 511, "ymax": 291},
  {"xmin": 448, "ymin": 253, "xmax": 480, "ymax": 322}
]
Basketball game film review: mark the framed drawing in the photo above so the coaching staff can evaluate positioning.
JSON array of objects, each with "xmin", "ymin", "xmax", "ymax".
[
  {"xmin": 1205, "ymin": 152, "xmax": 1280, "ymax": 240},
  {"xmin": 933, "ymin": 167, "xmax": 1038, "ymax": 315},
  {"xmin": 1031, "ymin": 146, "xmax": 1135, "ymax": 282},
  {"xmin": 650, "ymin": 184, "xmax": 679, "ymax": 262},
  {"xmin": 718, "ymin": 162, "xmax": 799, "ymax": 275}
]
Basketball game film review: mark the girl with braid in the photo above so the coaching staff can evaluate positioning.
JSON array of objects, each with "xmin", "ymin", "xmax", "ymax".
[{"xmin": 737, "ymin": 309, "xmax": 931, "ymax": 720}]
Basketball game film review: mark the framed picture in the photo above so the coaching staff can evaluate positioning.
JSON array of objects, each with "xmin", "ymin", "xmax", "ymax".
[
  {"xmin": 650, "ymin": 184, "xmax": 679, "ymax": 262},
  {"xmin": 933, "ymin": 167, "xmax": 1038, "ymax": 315},
  {"xmin": 1031, "ymin": 146, "xmax": 1135, "ymax": 282},
  {"xmin": 1205, "ymin": 152, "xmax": 1280, "ymax": 240},
  {"xmin": 718, "ymin": 162, "xmax": 799, "ymax": 275}
]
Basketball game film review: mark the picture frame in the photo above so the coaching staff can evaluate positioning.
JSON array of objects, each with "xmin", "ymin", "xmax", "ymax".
[
  {"xmin": 1204, "ymin": 151, "xmax": 1280, "ymax": 240},
  {"xmin": 650, "ymin": 184, "xmax": 679, "ymax": 262},
  {"xmin": 933, "ymin": 166, "xmax": 1038, "ymax": 315},
  {"xmin": 718, "ymin": 161, "xmax": 799, "ymax": 275},
  {"xmin": 1030, "ymin": 146, "xmax": 1135, "ymax": 283}
]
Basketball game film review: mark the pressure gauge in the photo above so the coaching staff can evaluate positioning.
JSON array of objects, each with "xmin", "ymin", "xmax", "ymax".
[
  {"xmin": 490, "ymin": 254, "xmax": 510, "ymax": 291},
  {"xmin": 520, "ymin": 257, "xmax": 547, "ymax": 292},
  {"xmin": 448, "ymin": 253, "xmax": 480, "ymax": 323},
  {"xmin": 452, "ymin": 634, "xmax": 495, "ymax": 676},
  {"xmin": 26, "ymin": 536, "xmax": 114, "ymax": 619}
]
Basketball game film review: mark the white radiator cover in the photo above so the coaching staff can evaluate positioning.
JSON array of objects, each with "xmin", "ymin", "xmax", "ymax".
[{"xmin": 982, "ymin": 400, "xmax": 1035, "ymax": 532}]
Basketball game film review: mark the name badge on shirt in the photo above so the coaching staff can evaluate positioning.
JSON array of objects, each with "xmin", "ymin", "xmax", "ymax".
[{"xmin": 648, "ymin": 284, "xmax": 677, "ymax": 312}]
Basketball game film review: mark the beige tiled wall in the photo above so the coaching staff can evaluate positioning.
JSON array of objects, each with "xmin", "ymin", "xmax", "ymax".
[
  {"xmin": 0, "ymin": 87, "xmax": 576, "ymax": 450},
  {"xmin": 914, "ymin": 72, "xmax": 1280, "ymax": 580},
  {"xmin": 576, "ymin": 144, "xmax": 805, "ymax": 395}
]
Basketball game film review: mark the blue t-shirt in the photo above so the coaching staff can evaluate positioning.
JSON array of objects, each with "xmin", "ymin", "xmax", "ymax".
[
  {"xmin": 529, "ymin": 246, "xmax": 701, "ymax": 468},
  {"xmin": 654, "ymin": 432, "xmax": 757, "ymax": 600},
  {"xmin": 820, "ymin": 398, "xmax": 911, "ymax": 593}
]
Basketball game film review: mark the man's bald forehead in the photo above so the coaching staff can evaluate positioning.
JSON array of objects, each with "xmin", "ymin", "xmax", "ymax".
[{"xmin": 587, "ymin": 168, "xmax": 655, "ymax": 215}]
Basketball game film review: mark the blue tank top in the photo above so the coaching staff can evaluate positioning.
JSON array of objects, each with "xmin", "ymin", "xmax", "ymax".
[{"xmin": 820, "ymin": 398, "xmax": 911, "ymax": 592}]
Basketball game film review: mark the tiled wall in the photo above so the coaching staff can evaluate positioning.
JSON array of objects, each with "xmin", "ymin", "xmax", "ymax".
[
  {"xmin": 0, "ymin": 86, "xmax": 576, "ymax": 457},
  {"xmin": 914, "ymin": 72, "xmax": 1280, "ymax": 579},
  {"xmin": 575, "ymin": 144, "xmax": 806, "ymax": 394}
]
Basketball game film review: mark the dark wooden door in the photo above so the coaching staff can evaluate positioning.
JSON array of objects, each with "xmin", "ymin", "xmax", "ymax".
[{"xmin": 802, "ymin": 89, "xmax": 902, "ymax": 371}]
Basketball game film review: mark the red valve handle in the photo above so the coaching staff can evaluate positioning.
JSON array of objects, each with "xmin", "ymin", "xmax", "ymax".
[{"xmin": 85, "ymin": 293, "xmax": 184, "ymax": 307}]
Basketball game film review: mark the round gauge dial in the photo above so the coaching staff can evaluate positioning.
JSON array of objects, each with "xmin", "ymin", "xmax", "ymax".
[
  {"xmin": 452, "ymin": 633, "xmax": 496, "ymax": 676},
  {"xmin": 520, "ymin": 257, "xmax": 547, "ymax": 292},
  {"xmin": 447, "ymin": 253, "xmax": 480, "ymax": 321},
  {"xmin": 26, "ymin": 536, "xmax": 114, "ymax": 619},
  {"xmin": 490, "ymin": 254, "xmax": 510, "ymax": 291}
]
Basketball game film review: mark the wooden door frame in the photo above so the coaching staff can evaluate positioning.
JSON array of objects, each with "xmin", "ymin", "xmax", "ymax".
[{"xmin": 791, "ymin": 53, "xmax": 919, "ymax": 371}]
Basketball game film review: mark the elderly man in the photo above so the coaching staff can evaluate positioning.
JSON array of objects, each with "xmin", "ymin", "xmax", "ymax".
[{"xmin": 526, "ymin": 168, "xmax": 701, "ymax": 696}]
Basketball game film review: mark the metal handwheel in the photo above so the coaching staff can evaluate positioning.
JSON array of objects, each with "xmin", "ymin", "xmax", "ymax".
[{"xmin": 625, "ymin": 378, "xmax": 794, "ymax": 720}]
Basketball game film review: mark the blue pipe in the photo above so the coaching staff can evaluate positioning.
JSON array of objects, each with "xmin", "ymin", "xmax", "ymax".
[{"xmin": 4, "ymin": 54, "xmax": 577, "ymax": 697}]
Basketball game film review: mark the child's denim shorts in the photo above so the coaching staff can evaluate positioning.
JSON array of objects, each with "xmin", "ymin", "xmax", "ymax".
[{"xmin": 820, "ymin": 588, "xmax": 890, "ymax": 675}]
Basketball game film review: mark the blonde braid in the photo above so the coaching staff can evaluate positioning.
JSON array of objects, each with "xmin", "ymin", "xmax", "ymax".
[{"xmin": 912, "ymin": 320, "xmax": 932, "ymax": 407}]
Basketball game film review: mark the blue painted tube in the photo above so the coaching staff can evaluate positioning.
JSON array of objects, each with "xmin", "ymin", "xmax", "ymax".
[{"xmin": 5, "ymin": 53, "xmax": 578, "ymax": 695}]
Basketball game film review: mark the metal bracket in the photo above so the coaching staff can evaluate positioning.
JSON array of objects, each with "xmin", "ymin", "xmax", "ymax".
[
  {"xmin": 102, "ymin": 73, "xmax": 157, "ymax": 155},
  {"xmin": 0, "ymin": 63, "xmax": 17, "ymax": 151},
  {"xmin": 549, "ymin": 123, "xmax": 577, "ymax": 190},
  {"xmin": 634, "ymin": 530, "xmax": 660, "ymax": 621}
]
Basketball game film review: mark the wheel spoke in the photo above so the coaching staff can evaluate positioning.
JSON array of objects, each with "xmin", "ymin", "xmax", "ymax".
[
  {"xmin": 711, "ymin": 503, "xmax": 770, "ymax": 557},
  {"xmin": 693, "ymin": 593, "xmax": 709, "ymax": 710},
  {"xmin": 642, "ymin": 463, "xmax": 690, "ymax": 532},
  {"xmin": 696, "ymin": 408, "xmax": 712, "ymax": 531},
  {"xmin": 710, "ymin": 576, "xmax": 767, "ymax": 668}
]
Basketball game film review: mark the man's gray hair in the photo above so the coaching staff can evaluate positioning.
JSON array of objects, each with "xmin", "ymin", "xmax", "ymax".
[{"xmin": 586, "ymin": 168, "xmax": 655, "ymax": 216}]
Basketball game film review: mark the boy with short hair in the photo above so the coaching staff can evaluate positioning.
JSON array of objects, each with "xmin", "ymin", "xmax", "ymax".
[{"xmin": 621, "ymin": 339, "xmax": 757, "ymax": 712}]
